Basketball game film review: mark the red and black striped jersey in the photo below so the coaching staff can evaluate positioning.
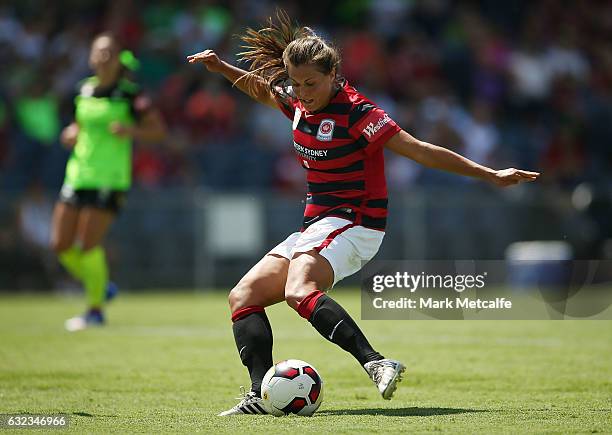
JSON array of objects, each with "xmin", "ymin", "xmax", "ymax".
[{"xmin": 275, "ymin": 80, "xmax": 401, "ymax": 231}]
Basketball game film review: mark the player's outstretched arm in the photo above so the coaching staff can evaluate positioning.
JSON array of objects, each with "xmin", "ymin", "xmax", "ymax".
[
  {"xmin": 187, "ymin": 49, "xmax": 278, "ymax": 110},
  {"xmin": 109, "ymin": 107, "xmax": 167, "ymax": 143},
  {"xmin": 384, "ymin": 130, "xmax": 540, "ymax": 187}
]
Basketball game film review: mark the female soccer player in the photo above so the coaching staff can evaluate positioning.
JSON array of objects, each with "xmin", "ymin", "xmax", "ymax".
[
  {"xmin": 188, "ymin": 13, "xmax": 539, "ymax": 415},
  {"xmin": 51, "ymin": 33, "xmax": 166, "ymax": 331}
]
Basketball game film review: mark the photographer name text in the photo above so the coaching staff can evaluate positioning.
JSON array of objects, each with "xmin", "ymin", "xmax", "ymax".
[{"xmin": 372, "ymin": 296, "xmax": 511, "ymax": 310}]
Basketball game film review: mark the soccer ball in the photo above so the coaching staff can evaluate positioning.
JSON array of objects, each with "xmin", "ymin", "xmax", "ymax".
[{"xmin": 261, "ymin": 359, "xmax": 323, "ymax": 416}]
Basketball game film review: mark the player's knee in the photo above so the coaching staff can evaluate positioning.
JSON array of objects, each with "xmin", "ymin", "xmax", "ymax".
[
  {"xmin": 228, "ymin": 286, "xmax": 241, "ymax": 312},
  {"xmin": 285, "ymin": 294, "xmax": 300, "ymax": 311},
  {"xmin": 284, "ymin": 282, "xmax": 308, "ymax": 311},
  {"xmin": 80, "ymin": 240, "xmax": 98, "ymax": 252},
  {"xmin": 50, "ymin": 238, "xmax": 70, "ymax": 255},
  {"xmin": 228, "ymin": 282, "xmax": 254, "ymax": 313}
]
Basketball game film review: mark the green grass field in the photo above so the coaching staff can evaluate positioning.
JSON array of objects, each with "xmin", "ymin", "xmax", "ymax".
[{"xmin": 0, "ymin": 291, "xmax": 610, "ymax": 434}]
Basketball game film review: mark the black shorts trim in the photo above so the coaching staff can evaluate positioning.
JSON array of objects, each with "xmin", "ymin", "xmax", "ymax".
[{"xmin": 59, "ymin": 186, "xmax": 126, "ymax": 213}]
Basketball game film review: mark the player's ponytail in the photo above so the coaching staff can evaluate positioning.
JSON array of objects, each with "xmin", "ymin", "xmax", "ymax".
[{"xmin": 238, "ymin": 9, "xmax": 341, "ymax": 93}]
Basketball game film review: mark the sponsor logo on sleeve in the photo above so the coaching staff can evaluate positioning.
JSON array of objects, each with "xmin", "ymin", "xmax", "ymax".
[
  {"xmin": 316, "ymin": 119, "xmax": 335, "ymax": 141},
  {"xmin": 361, "ymin": 113, "xmax": 392, "ymax": 142}
]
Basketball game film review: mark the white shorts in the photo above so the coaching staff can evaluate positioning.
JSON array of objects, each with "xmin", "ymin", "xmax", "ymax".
[{"xmin": 268, "ymin": 217, "xmax": 385, "ymax": 287}]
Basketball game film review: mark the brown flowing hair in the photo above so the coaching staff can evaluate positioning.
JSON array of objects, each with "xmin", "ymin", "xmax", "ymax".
[{"xmin": 237, "ymin": 9, "xmax": 341, "ymax": 94}]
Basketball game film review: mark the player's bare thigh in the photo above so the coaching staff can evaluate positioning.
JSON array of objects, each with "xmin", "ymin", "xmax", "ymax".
[
  {"xmin": 285, "ymin": 250, "xmax": 334, "ymax": 310},
  {"xmin": 50, "ymin": 202, "xmax": 79, "ymax": 254},
  {"xmin": 228, "ymin": 253, "xmax": 289, "ymax": 313},
  {"xmin": 76, "ymin": 207, "xmax": 115, "ymax": 251}
]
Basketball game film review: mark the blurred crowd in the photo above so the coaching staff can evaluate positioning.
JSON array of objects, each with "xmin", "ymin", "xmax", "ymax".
[
  {"xmin": 1, "ymin": 0, "xmax": 611, "ymax": 195},
  {"xmin": 2, "ymin": 0, "xmax": 612, "ymax": 289}
]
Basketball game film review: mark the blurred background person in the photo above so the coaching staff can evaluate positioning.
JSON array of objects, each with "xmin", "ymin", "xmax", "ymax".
[{"xmin": 50, "ymin": 32, "xmax": 166, "ymax": 331}]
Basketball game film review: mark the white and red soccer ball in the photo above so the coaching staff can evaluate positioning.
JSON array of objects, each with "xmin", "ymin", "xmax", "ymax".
[{"xmin": 261, "ymin": 359, "xmax": 323, "ymax": 416}]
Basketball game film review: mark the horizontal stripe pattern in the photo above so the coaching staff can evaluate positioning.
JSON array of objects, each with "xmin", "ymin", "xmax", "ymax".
[
  {"xmin": 303, "ymin": 195, "xmax": 388, "ymax": 230},
  {"xmin": 275, "ymin": 80, "xmax": 399, "ymax": 231},
  {"xmin": 307, "ymin": 194, "xmax": 362, "ymax": 207},
  {"xmin": 308, "ymin": 180, "xmax": 365, "ymax": 194},
  {"xmin": 318, "ymin": 102, "xmax": 353, "ymax": 114},
  {"xmin": 367, "ymin": 198, "xmax": 388, "ymax": 208},
  {"xmin": 303, "ymin": 209, "xmax": 387, "ymax": 230},
  {"xmin": 304, "ymin": 160, "xmax": 364, "ymax": 174},
  {"xmin": 306, "ymin": 194, "xmax": 388, "ymax": 210},
  {"xmin": 361, "ymin": 215, "xmax": 387, "ymax": 229}
]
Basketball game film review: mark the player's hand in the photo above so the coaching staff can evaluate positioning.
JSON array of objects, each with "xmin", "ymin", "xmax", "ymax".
[
  {"xmin": 488, "ymin": 168, "xmax": 540, "ymax": 187},
  {"xmin": 187, "ymin": 49, "xmax": 224, "ymax": 72},
  {"xmin": 109, "ymin": 122, "xmax": 133, "ymax": 138},
  {"xmin": 60, "ymin": 123, "xmax": 79, "ymax": 149}
]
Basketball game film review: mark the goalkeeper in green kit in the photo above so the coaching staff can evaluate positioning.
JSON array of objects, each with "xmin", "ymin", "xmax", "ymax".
[{"xmin": 51, "ymin": 33, "xmax": 166, "ymax": 331}]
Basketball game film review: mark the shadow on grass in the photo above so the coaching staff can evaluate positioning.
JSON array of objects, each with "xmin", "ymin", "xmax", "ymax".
[
  {"xmin": 15, "ymin": 411, "xmax": 113, "ymax": 418},
  {"xmin": 318, "ymin": 407, "xmax": 487, "ymax": 417},
  {"xmin": 72, "ymin": 411, "xmax": 118, "ymax": 417}
]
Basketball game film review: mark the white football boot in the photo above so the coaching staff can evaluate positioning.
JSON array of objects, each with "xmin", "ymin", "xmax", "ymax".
[
  {"xmin": 363, "ymin": 358, "xmax": 405, "ymax": 400},
  {"xmin": 64, "ymin": 309, "xmax": 105, "ymax": 332},
  {"xmin": 218, "ymin": 387, "xmax": 269, "ymax": 416}
]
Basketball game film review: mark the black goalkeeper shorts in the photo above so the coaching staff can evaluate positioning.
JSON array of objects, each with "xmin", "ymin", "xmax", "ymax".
[{"xmin": 58, "ymin": 186, "xmax": 126, "ymax": 214}]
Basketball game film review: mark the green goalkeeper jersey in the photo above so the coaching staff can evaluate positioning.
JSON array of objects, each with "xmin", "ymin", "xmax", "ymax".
[{"xmin": 63, "ymin": 77, "xmax": 141, "ymax": 190}]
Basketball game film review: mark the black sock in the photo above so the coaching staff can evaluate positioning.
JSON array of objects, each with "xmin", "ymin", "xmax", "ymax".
[
  {"xmin": 232, "ymin": 311, "xmax": 273, "ymax": 396},
  {"xmin": 308, "ymin": 294, "xmax": 383, "ymax": 366}
]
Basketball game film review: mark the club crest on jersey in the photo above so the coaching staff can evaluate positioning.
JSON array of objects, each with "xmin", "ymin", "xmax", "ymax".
[
  {"xmin": 293, "ymin": 108, "xmax": 302, "ymax": 130},
  {"xmin": 316, "ymin": 119, "xmax": 335, "ymax": 141}
]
